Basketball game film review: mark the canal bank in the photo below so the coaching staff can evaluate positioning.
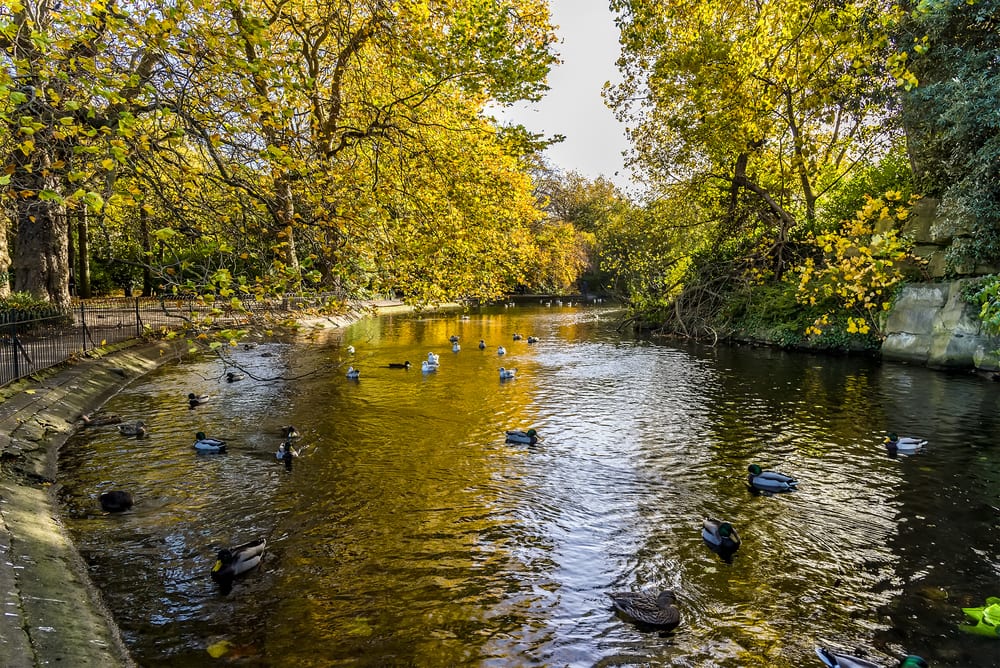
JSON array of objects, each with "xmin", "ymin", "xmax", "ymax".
[{"xmin": 0, "ymin": 301, "xmax": 412, "ymax": 666}]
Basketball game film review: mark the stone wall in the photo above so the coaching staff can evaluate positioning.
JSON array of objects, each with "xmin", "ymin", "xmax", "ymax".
[
  {"xmin": 882, "ymin": 280, "xmax": 1000, "ymax": 370},
  {"xmin": 903, "ymin": 197, "xmax": 1000, "ymax": 278}
]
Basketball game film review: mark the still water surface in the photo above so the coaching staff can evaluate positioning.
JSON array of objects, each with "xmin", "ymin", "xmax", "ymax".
[{"xmin": 60, "ymin": 305, "xmax": 1000, "ymax": 667}]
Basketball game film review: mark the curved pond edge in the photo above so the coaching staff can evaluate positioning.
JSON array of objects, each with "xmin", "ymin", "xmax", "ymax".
[{"xmin": 0, "ymin": 301, "xmax": 420, "ymax": 666}]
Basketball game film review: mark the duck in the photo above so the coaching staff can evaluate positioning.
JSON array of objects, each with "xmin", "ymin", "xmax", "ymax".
[
  {"xmin": 526, "ymin": 336, "xmax": 539, "ymax": 344},
  {"xmin": 607, "ymin": 590, "xmax": 680, "ymax": 631},
  {"xmin": 959, "ymin": 596, "xmax": 1000, "ymax": 638},
  {"xmin": 513, "ymin": 333, "xmax": 522, "ymax": 341},
  {"xmin": 421, "ymin": 360, "xmax": 438, "ymax": 373},
  {"xmin": 702, "ymin": 518, "xmax": 741, "ymax": 556},
  {"xmin": 188, "ymin": 393, "xmax": 210, "ymax": 408},
  {"xmin": 194, "ymin": 431, "xmax": 227, "ymax": 453},
  {"xmin": 478, "ymin": 339, "xmax": 486, "ymax": 350},
  {"xmin": 427, "ymin": 352, "xmax": 440, "ymax": 365},
  {"xmin": 243, "ymin": 342, "xmax": 258, "ymax": 350},
  {"xmin": 346, "ymin": 345, "xmax": 355, "ymax": 354},
  {"xmin": 497, "ymin": 346, "xmax": 506, "ymax": 355},
  {"xmin": 98, "ymin": 490, "xmax": 134, "ymax": 513},
  {"xmin": 452, "ymin": 342, "xmax": 461, "ymax": 352},
  {"xmin": 346, "ymin": 366, "xmax": 360, "ymax": 379},
  {"xmin": 81, "ymin": 412, "xmax": 122, "ymax": 427},
  {"xmin": 449, "ymin": 335, "xmax": 459, "ymax": 343},
  {"xmin": 387, "ymin": 361, "xmax": 411, "ymax": 369},
  {"xmin": 747, "ymin": 463, "xmax": 798, "ymax": 492},
  {"xmin": 505, "ymin": 428, "xmax": 540, "ymax": 445},
  {"xmin": 211, "ymin": 538, "xmax": 266, "ymax": 595},
  {"xmin": 276, "ymin": 439, "xmax": 300, "ymax": 460},
  {"xmin": 226, "ymin": 371, "xmax": 245, "ymax": 382},
  {"xmin": 499, "ymin": 367, "xmax": 517, "ymax": 380},
  {"xmin": 885, "ymin": 432, "xmax": 927, "ymax": 454},
  {"xmin": 815, "ymin": 647, "xmax": 928, "ymax": 668},
  {"xmin": 280, "ymin": 425, "xmax": 300, "ymax": 439},
  {"xmin": 117, "ymin": 420, "xmax": 146, "ymax": 438}
]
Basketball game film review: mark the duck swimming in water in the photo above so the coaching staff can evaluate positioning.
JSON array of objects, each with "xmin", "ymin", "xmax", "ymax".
[
  {"xmin": 346, "ymin": 366, "xmax": 360, "ymax": 379},
  {"xmin": 387, "ymin": 361, "xmax": 411, "ymax": 369},
  {"xmin": 815, "ymin": 647, "xmax": 927, "ymax": 668},
  {"xmin": 226, "ymin": 371, "xmax": 245, "ymax": 382},
  {"xmin": 421, "ymin": 360, "xmax": 438, "ymax": 373},
  {"xmin": 211, "ymin": 538, "xmax": 266, "ymax": 595},
  {"xmin": 188, "ymin": 393, "xmax": 210, "ymax": 408},
  {"xmin": 99, "ymin": 490, "xmax": 134, "ymax": 513},
  {"xmin": 607, "ymin": 590, "xmax": 680, "ymax": 631},
  {"xmin": 194, "ymin": 432, "xmax": 226, "ymax": 453},
  {"xmin": 427, "ymin": 352, "xmax": 440, "ymax": 366},
  {"xmin": 478, "ymin": 339, "xmax": 486, "ymax": 349},
  {"xmin": 885, "ymin": 432, "xmax": 927, "ymax": 454},
  {"xmin": 499, "ymin": 367, "xmax": 517, "ymax": 380},
  {"xmin": 702, "ymin": 518, "xmax": 741, "ymax": 557},
  {"xmin": 497, "ymin": 346, "xmax": 506, "ymax": 355},
  {"xmin": 747, "ymin": 463, "xmax": 798, "ymax": 492},
  {"xmin": 505, "ymin": 428, "xmax": 540, "ymax": 445},
  {"xmin": 117, "ymin": 421, "xmax": 146, "ymax": 438}
]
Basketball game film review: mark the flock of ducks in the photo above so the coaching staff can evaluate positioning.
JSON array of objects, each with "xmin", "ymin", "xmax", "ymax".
[
  {"xmin": 82, "ymin": 390, "xmax": 302, "ymax": 594},
  {"xmin": 341, "ymin": 331, "xmax": 540, "ymax": 385},
  {"xmin": 609, "ymin": 441, "xmax": 930, "ymax": 667}
]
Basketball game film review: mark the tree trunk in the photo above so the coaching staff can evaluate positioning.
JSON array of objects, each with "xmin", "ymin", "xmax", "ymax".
[
  {"xmin": 12, "ymin": 176, "xmax": 71, "ymax": 309},
  {"xmin": 77, "ymin": 207, "xmax": 91, "ymax": 299},
  {"xmin": 276, "ymin": 178, "xmax": 301, "ymax": 287},
  {"xmin": 139, "ymin": 207, "xmax": 153, "ymax": 296},
  {"xmin": 0, "ymin": 215, "xmax": 10, "ymax": 298}
]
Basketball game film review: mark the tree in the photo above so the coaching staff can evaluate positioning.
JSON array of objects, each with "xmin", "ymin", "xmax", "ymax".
[{"xmin": 0, "ymin": 0, "xmax": 170, "ymax": 307}]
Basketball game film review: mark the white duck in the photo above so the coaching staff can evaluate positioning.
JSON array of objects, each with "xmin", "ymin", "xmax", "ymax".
[
  {"xmin": 497, "ymin": 346, "xmax": 506, "ymax": 356},
  {"xmin": 499, "ymin": 367, "xmax": 517, "ymax": 380}
]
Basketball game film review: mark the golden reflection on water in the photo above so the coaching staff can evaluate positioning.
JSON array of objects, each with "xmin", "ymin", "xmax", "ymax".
[{"xmin": 58, "ymin": 305, "xmax": 1000, "ymax": 667}]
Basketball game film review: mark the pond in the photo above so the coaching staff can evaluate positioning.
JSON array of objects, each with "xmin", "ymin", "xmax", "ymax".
[{"xmin": 59, "ymin": 304, "xmax": 1000, "ymax": 667}]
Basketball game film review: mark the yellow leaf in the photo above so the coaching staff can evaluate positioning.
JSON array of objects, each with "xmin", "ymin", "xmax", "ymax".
[{"xmin": 25, "ymin": 389, "xmax": 36, "ymax": 394}]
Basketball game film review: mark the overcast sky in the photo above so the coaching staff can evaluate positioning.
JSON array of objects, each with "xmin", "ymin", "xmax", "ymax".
[{"xmin": 496, "ymin": 0, "xmax": 634, "ymax": 189}]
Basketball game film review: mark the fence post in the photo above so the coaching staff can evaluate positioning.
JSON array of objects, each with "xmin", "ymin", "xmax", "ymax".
[
  {"xmin": 81, "ymin": 301, "xmax": 88, "ymax": 352},
  {"xmin": 10, "ymin": 320, "xmax": 18, "ymax": 381},
  {"xmin": 135, "ymin": 297, "xmax": 141, "ymax": 338}
]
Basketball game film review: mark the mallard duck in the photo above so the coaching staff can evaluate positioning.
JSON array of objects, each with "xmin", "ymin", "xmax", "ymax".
[
  {"xmin": 194, "ymin": 431, "xmax": 226, "ymax": 453},
  {"xmin": 449, "ymin": 334, "xmax": 460, "ymax": 343},
  {"xmin": 885, "ymin": 432, "xmax": 927, "ymax": 453},
  {"xmin": 421, "ymin": 360, "xmax": 438, "ymax": 373},
  {"xmin": 505, "ymin": 428, "xmax": 540, "ymax": 445},
  {"xmin": 607, "ymin": 590, "xmax": 680, "ymax": 631},
  {"xmin": 427, "ymin": 352, "xmax": 440, "ymax": 365},
  {"xmin": 188, "ymin": 393, "xmax": 210, "ymax": 408},
  {"xmin": 81, "ymin": 412, "xmax": 122, "ymax": 427},
  {"xmin": 211, "ymin": 538, "xmax": 266, "ymax": 595},
  {"xmin": 346, "ymin": 366, "xmax": 360, "ymax": 379},
  {"xmin": 527, "ymin": 336, "xmax": 539, "ymax": 344},
  {"xmin": 452, "ymin": 342, "xmax": 461, "ymax": 352},
  {"xmin": 959, "ymin": 596, "xmax": 1000, "ymax": 637},
  {"xmin": 117, "ymin": 421, "xmax": 146, "ymax": 438},
  {"xmin": 499, "ymin": 367, "xmax": 517, "ymax": 380},
  {"xmin": 513, "ymin": 333, "xmax": 523, "ymax": 341},
  {"xmin": 497, "ymin": 346, "xmax": 506, "ymax": 355},
  {"xmin": 747, "ymin": 464, "xmax": 798, "ymax": 492},
  {"xmin": 387, "ymin": 361, "xmax": 411, "ymax": 369},
  {"xmin": 226, "ymin": 371, "xmax": 245, "ymax": 382},
  {"xmin": 478, "ymin": 339, "xmax": 486, "ymax": 349},
  {"xmin": 702, "ymin": 518, "xmax": 741, "ymax": 555},
  {"xmin": 99, "ymin": 490, "xmax": 134, "ymax": 513},
  {"xmin": 815, "ymin": 647, "xmax": 927, "ymax": 668},
  {"xmin": 280, "ymin": 425, "xmax": 300, "ymax": 439}
]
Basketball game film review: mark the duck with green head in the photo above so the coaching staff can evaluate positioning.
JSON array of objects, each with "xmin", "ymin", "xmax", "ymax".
[
  {"xmin": 505, "ymin": 428, "xmax": 540, "ymax": 445},
  {"xmin": 747, "ymin": 463, "xmax": 798, "ymax": 492},
  {"xmin": 702, "ymin": 518, "xmax": 741, "ymax": 557},
  {"xmin": 815, "ymin": 647, "xmax": 927, "ymax": 668}
]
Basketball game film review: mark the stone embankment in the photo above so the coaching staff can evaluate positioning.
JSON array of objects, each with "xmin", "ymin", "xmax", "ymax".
[{"xmin": 0, "ymin": 302, "xmax": 403, "ymax": 666}]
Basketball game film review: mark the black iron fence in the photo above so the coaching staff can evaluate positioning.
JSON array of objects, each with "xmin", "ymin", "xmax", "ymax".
[{"xmin": 0, "ymin": 294, "xmax": 345, "ymax": 387}]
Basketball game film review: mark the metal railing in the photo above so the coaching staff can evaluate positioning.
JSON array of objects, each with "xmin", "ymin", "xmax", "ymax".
[{"xmin": 0, "ymin": 294, "xmax": 346, "ymax": 387}]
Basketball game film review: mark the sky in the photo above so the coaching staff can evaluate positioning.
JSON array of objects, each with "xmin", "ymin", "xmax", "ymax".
[{"xmin": 496, "ymin": 0, "xmax": 634, "ymax": 189}]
